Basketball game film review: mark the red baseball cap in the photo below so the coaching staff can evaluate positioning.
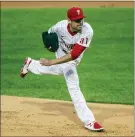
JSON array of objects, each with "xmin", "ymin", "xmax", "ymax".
[{"xmin": 67, "ymin": 7, "xmax": 86, "ymax": 21}]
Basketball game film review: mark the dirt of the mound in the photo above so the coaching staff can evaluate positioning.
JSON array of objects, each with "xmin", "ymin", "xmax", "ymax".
[
  {"xmin": 1, "ymin": 1, "xmax": 134, "ymax": 8},
  {"xmin": 1, "ymin": 95, "xmax": 134, "ymax": 136}
]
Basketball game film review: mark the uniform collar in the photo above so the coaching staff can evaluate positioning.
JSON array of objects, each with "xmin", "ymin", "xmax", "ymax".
[{"xmin": 67, "ymin": 24, "xmax": 77, "ymax": 36}]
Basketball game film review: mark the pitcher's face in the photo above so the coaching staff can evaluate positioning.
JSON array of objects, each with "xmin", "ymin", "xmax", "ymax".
[{"xmin": 69, "ymin": 18, "xmax": 84, "ymax": 32}]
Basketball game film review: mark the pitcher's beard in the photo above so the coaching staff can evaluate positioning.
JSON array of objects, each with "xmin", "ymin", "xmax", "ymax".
[{"xmin": 73, "ymin": 27, "xmax": 82, "ymax": 33}]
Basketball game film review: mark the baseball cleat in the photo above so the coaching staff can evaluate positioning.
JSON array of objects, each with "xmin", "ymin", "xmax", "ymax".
[
  {"xmin": 20, "ymin": 57, "xmax": 32, "ymax": 78},
  {"xmin": 85, "ymin": 121, "xmax": 104, "ymax": 132}
]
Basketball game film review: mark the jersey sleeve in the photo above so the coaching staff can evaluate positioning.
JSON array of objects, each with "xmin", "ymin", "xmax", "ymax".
[
  {"xmin": 48, "ymin": 24, "xmax": 58, "ymax": 34},
  {"xmin": 76, "ymin": 29, "xmax": 93, "ymax": 48},
  {"xmin": 48, "ymin": 20, "xmax": 66, "ymax": 34}
]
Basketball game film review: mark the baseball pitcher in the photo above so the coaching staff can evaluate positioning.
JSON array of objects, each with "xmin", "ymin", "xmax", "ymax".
[{"xmin": 20, "ymin": 7, "xmax": 104, "ymax": 132}]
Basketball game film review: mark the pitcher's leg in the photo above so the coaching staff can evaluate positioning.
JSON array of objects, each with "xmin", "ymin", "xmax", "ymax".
[
  {"xmin": 20, "ymin": 57, "xmax": 62, "ymax": 78},
  {"xmin": 63, "ymin": 64, "xmax": 95, "ymax": 125},
  {"xmin": 28, "ymin": 59, "xmax": 62, "ymax": 75}
]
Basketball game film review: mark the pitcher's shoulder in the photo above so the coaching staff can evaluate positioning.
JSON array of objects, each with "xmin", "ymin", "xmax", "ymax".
[
  {"xmin": 55, "ymin": 20, "xmax": 68, "ymax": 28},
  {"xmin": 82, "ymin": 22, "xmax": 93, "ymax": 34}
]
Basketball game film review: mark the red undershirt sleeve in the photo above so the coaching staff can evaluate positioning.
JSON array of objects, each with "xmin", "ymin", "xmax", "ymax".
[{"xmin": 70, "ymin": 44, "xmax": 86, "ymax": 60}]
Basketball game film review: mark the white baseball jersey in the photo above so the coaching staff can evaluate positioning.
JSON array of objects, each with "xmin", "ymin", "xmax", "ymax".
[
  {"xmin": 48, "ymin": 20, "xmax": 93, "ymax": 65},
  {"xmin": 28, "ymin": 20, "xmax": 95, "ymax": 125}
]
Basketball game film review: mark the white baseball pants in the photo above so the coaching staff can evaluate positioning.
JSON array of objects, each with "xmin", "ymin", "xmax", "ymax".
[{"xmin": 28, "ymin": 59, "xmax": 95, "ymax": 125}]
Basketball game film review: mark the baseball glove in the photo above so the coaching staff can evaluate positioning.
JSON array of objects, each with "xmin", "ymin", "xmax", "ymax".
[{"xmin": 42, "ymin": 31, "xmax": 59, "ymax": 52}]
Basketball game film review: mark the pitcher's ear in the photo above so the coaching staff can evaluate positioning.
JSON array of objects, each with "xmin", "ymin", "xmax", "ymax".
[{"xmin": 68, "ymin": 18, "xmax": 71, "ymax": 23}]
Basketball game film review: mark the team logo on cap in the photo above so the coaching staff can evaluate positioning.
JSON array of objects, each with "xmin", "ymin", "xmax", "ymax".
[{"xmin": 77, "ymin": 10, "xmax": 80, "ymax": 15}]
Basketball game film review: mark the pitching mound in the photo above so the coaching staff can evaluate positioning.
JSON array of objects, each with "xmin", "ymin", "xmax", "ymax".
[{"xmin": 1, "ymin": 95, "xmax": 134, "ymax": 136}]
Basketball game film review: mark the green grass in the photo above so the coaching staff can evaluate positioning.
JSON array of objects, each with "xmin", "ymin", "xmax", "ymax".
[{"xmin": 1, "ymin": 8, "xmax": 134, "ymax": 105}]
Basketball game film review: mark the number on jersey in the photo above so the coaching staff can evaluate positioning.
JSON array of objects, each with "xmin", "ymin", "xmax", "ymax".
[{"xmin": 80, "ymin": 38, "xmax": 88, "ymax": 44}]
